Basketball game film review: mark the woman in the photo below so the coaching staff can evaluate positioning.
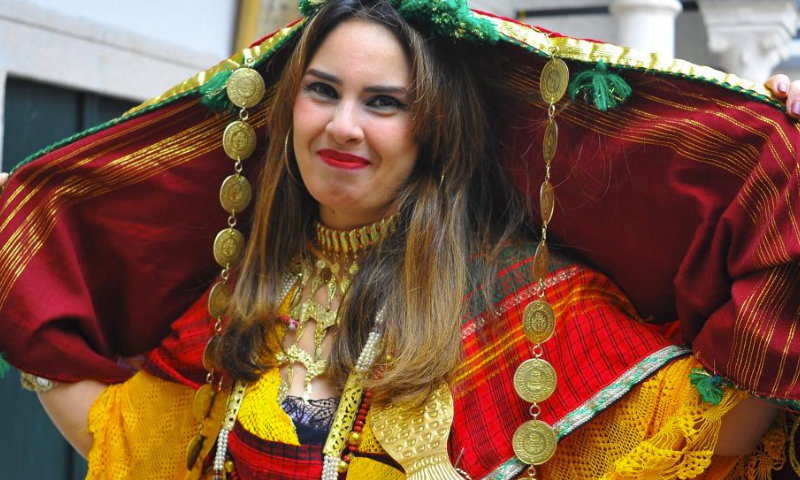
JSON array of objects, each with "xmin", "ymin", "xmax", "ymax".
[{"xmin": 1, "ymin": 0, "xmax": 798, "ymax": 479}]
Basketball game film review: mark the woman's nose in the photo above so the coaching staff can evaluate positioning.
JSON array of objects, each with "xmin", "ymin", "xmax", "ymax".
[{"xmin": 326, "ymin": 102, "xmax": 364, "ymax": 144}]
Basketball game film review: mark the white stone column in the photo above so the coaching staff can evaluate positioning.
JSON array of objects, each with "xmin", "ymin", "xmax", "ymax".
[
  {"xmin": 699, "ymin": 0, "xmax": 800, "ymax": 83},
  {"xmin": 610, "ymin": 0, "xmax": 684, "ymax": 58}
]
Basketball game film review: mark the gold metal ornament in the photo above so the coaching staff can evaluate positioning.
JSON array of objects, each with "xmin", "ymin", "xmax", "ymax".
[
  {"xmin": 226, "ymin": 68, "xmax": 266, "ymax": 109},
  {"xmin": 542, "ymin": 120, "xmax": 558, "ymax": 163},
  {"xmin": 208, "ymin": 281, "xmax": 231, "ymax": 319},
  {"xmin": 223, "ymin": 121, "xmax": 257, "ymax": 160},
  {"xmin": 371, "ymin": 383, "xmax": 464, "ymax": 480},
  {"xmin": 539, "ymin": 58, "xmax": 569, "ymax": 104},
  {"xmin": 202, "ymin": 336, "xmax": 219, "ymax": 371},
  {"xmin": 512, "ymin": 419, "xmax": 558, "ymax": 466},
  {"xmin": 213, "ymin": 228, "xmax": 245, "ymax": 268},
  {"xmin": 513, "ymin": 358, "xmax": 557, "ymax": 403},
  {"xmin": 522, "ymin": 300, "xmax": 556, "ymax": 344},
  {"xmin": 220, "ymin": 174, "xmax": 252, "ymax": 214},
  {"xmin": 185, "ymin": 434, "xmax": 205, "ymax": 470},
  {"xmin": 192, "ymin": 384, "xmax": 216, "ymax": 420},
  {"xmin": 540, "ymin": 180, "xmax": 555, "ymax": 225},
  {"xmin": 533, "ymin": 241, "xmax": 550, "ymax": 281}
]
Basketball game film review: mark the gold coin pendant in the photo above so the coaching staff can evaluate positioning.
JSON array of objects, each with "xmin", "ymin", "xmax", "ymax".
[
  {"xmin": 540, "ymin": 180, "xmax": 554, "ymax": 225},
  {"xmin": 220, "ymin": 174, "xmax": 252, "ymax": 214},
  {"xmin": 522, "ymin": 299, "xmax": 556, "ymax": 344},
  {"xmin": 540, "ymin": 58, "xmax": 569, "ymax": 104},
  {"xmin": 543, "ymin": 120, "xmax": 558, "ymax": 163},
  {"xmin": 512, "ymin": 419, "xmax": 557, "ymax": 466},
  {"xmin": 213, "ymin": 228, "xmax": 245, "ymax": 268},
  {"xmin": 208, "ymin": 281, "xmax": 231, "ymax": 319},
  {"xmin": 513, "ymin": 358, "xmax": 557, "ymax": 403},
  {"xmin": 203, "ymin": 336, "xmax": 219, "ymax": 371},
  {"xmin": 192, "ymin": 384, "xmax": 216, "ymax": 420},
  {"xmin": 185, "ymin": 434, "xmax": 205, "ymax": 470},
  {"xmin": 223, "ymin": 121, "xmax": 257, "ymax": 161},
  {"xmin": 226, "ymin": 68, "xmax": 266, "ymax": 109},
  {"xmin": 533, "ymin": 241, "xmax": 550, "ymax": 282}
]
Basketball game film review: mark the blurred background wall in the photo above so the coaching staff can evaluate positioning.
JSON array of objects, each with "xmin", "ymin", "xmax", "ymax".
[{"xmin": 1, "ymin": 0, "xmax": 799, "ymax": 477}]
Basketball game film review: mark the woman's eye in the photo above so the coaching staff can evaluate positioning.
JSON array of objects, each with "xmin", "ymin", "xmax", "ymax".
[
  {"xmin": 368, "ymin": 95, "xmax": 405, "ymax": 110},
  {"xmin": 304, "ymin": 82, "xmax": 338, "ymax": 99}
]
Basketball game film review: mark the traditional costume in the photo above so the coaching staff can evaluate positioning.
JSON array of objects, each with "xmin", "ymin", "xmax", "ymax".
[{"xmin": 1, "ymin": 0, "xmax": 799, "ymax": 479}]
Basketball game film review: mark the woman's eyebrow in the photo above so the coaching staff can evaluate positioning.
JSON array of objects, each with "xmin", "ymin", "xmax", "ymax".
[
  {"xmin": 306, "ymin": 68, "xmax": 408, "ymax": 95},
  {"xmin": 306, "ymin": 68, "xmax": 341, "ymax": 85},
  {"xmin": 364, "ymin": 85, "xmax": 408, "ymax": 95}
]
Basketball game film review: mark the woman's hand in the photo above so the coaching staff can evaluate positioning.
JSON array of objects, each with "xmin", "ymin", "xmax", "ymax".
[
  {"xmin": 0, "ymin": 172, "xmax": 7, "ymax": 187},
  {"xmin": 38, "ymin": 380, "xmax": 107, "ymax": 458},
  {"xmin": 765, "ymin": 74, "xmax": 800, "ymax": 118}
]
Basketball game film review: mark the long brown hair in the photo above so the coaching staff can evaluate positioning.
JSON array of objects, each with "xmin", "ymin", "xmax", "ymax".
[{"xmin": 216, "ymin": 0, "xmax": 530, "ymax": 406}]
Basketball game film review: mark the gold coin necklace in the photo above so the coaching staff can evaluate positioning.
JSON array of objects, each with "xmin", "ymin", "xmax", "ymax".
[
  {"xmin": 184, "ymin": 57, "xmax": 266, "ymax": 476},
  {"xmin": 512, "ymin": 47, "xmax": 568, "ymax": 478}
]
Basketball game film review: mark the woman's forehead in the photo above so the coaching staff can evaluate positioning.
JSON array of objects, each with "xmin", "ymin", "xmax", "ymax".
[{"xmin": 305, "ymin": 19, "xmax": 411, "ymax": 83}]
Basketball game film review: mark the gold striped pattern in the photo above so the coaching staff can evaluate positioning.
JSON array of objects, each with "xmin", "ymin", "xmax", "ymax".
[
  {"xmin": 0, "ymin": 105, "xmax": 268, "ymax": 313},
  {"xmin": 728, "ymin": 263, "xmax": 800, "ymax": 396}
]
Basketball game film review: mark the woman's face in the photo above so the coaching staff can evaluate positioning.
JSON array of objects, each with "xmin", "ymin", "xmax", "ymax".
[{"xmin": 293, "ymin": 19, "xmax": 417, "ymax": 229}]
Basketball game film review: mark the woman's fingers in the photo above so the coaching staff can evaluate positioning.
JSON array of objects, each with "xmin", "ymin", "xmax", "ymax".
[
  {"xmin": 0, "ymin": 172, "xmax": 8, "ymax": 187},
  {"xmin": 764, "ymin": 74, "xmax": 800, "ymax": 119},
  {"xmin": 787, "ymin": 81, "xmax": 800, "ymax": 119},
  {"xmin": 765, "ymin": 74, "xmax": 790, "ymax": 98}
]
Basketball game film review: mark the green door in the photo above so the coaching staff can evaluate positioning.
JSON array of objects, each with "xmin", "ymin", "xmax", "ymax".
[{"xmin": 1, "ymin": 76, "xmax": 137, "ymax": 479}]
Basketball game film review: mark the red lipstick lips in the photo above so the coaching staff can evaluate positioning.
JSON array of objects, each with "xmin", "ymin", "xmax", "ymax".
[{"xmin": 318, "ymin": 149, "xmax": 370, "ymax": 170}]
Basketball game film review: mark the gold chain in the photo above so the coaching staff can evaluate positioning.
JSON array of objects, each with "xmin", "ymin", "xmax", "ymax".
[
  {"xmin": 512, "ymin": 45, "xmax": 569, "ymax": 479},
  {"xmin": 184, "ymin": 58, "xmax": 265, "ymax": 479}
]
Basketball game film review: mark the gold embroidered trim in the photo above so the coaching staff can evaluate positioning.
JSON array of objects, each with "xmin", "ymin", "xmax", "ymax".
[{"xmin": 482, "ymin": 13, "xmax": 777, "ymax": 102}]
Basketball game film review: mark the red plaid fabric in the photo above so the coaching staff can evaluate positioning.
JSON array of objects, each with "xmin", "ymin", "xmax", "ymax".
[
  {"xmin": 230, "ymin": 422, "xmax": 324, "ymax": 480},
  {"xmin": 143, "ymin": 288, "xmax": 214, "ymax": 389},
  {"xmin": 450, "ymin": 256, "xmax": 679, "ymax": 478}
]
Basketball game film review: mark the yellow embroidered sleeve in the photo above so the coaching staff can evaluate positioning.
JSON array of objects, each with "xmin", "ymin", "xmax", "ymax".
[
  {"xmin": 542, "ymin": 357, "xmax": 786, "ymax": 480},
  {"xmin": 86, "ymin": 371, "xmax": 197, "ymax": 480}
]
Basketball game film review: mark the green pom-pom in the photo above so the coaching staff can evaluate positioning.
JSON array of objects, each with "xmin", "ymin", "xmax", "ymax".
[
  {"xmin": 567, "ymin": 61, "xmax": 632, "ymax": 112},
  {"xmin": 299, "ymin": 0, "xmax": 327, "ymax": 17},
  {"xmin": 199, "ymin": 69, "xmax": 235, "ymax": 113},
  {"xmin": 688, "ymin": 368, "xmax": 725, "ymax": 405},
  {"xmin": 394, "ymin": 0, "xmax": 499, "ymax": 44},
  {"xmin": 0, "ymin": 353, "xmax": 10, "ymax": 379},
  {"xmin": 297, "ymin": 0, "xmax": 499, "ymax": 44}
]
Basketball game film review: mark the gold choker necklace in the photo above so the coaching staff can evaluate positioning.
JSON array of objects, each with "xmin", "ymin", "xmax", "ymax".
[{"xmin": 315, "ymin": 214, "xmax": 395, "ymax": 257}]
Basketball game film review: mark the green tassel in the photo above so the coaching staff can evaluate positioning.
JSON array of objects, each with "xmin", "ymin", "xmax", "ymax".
[
  {"xmin": 299, "ymin": 0, "xmax": 499, "ymax": 44},
  {"xmin": 688, "ymin": 368, "xmax": 725, "ymax": 405},
  {"xmin": 567, "ymin": 61, "xmax": 632, "ymax": 112},
  {"xmin": 0, "ymin": 353, "xmax": 10, "ymax": 379},
  {"xmin": 199, "ymin": 69, "xmax": 235, "ymax": 113}
]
